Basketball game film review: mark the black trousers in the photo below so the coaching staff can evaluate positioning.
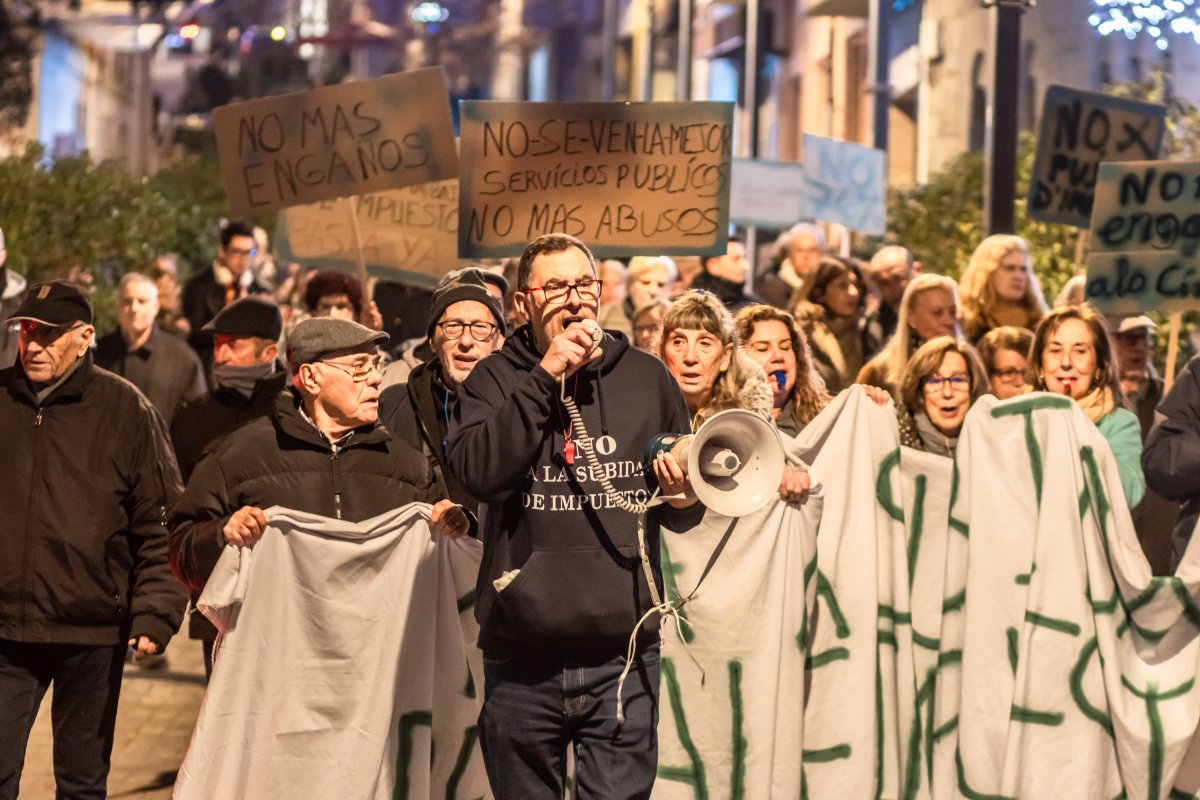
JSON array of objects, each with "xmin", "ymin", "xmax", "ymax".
[{"xmin": 0, "ymin": 639, "xmax": 126, "ymax": 800}]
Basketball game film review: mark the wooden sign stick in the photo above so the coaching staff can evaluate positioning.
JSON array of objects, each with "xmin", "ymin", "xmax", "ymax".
[
  {"xmin": 346, "ymin": 196, "xmax": 369, "ymax": 290},
  {"xmin": 1073, "ymin": 230, "xmax": 1089, "ymax": 273},
  {"xmin": 1165, "ymin": 311, "xmax": 1183, "ymax": 393}
]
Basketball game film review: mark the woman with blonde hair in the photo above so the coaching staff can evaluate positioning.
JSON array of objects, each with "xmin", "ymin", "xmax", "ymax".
[
  {"xmin": 959, "ymin": 234, "xmax": 1049, "ymax": 343},
  {"xmin": 1029, "ymin": 304, "xmax": 1144, "ymax": 507},
  {"xmin": 734, "ymin": 304, "xmax": 831, "ymax": 437},
  {"xmin": 662, "ymin": 290, "xmax": 809, "ymax": 502},
  {"xmin": 857, "ymin": 273, "xmax": 960, "ymax": 398},
  {"xmin": 597, "ymin": 255, "xmax": 677, "ymax": 336},
  {"xmin": 896, "ymin": 337, "xmax": 990, "ymax": 458}
]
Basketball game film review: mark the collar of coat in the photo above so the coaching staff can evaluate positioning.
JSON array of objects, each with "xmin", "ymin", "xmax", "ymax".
[
  {"xmin": 9, "ymin": 352, "xmax": 95, "ymax": 406},
  {"xmin": 271, "ymin": 387, "xmax": 391, "ymax": 452}
]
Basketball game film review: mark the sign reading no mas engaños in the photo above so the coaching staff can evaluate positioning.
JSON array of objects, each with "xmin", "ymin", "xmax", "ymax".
[
  {"xmin": 1086, "ymin": 159, "xmax": 1200, "ymax": 314},
  {"xmin": 1028, "ymin": 85, "xmax": 1165, "ymax": 229},
  {"xmin": 213, "ymin": 68, "xmax": 459, "ymax": 216},
  {"xmin": 457, "ymin": 101, "xmax": 734, "ymax": 258}
]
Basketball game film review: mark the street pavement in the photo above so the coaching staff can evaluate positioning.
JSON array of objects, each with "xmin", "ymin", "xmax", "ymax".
[{"xmin": 19, "ymin": 638, "xmax": 206, "ymax": 800}]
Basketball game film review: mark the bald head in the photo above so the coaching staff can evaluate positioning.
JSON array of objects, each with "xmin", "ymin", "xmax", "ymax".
[{"xmin": 867, "ymin": 246, "xmax": 917, "ymax": 309}]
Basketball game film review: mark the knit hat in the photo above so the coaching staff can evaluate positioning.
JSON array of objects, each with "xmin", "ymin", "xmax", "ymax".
[{"xmin": 427, "ymin": 267, "xmax": 507, "ymax": 340}]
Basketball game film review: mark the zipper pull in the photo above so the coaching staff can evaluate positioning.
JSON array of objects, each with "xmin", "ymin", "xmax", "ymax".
[{"xmin": 34, "ymin": 409, "xmax": 43, "ymax": 426}]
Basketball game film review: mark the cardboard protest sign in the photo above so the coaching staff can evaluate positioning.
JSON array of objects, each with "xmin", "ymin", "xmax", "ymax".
[
  {"xmin": 801, "ymin": 134, "xmax": 886, "ymax": 235},
  {"xmin": 213, "ymin": 68, "xmax": 459, "ymax": 216},
  {"xmin": 275, "ymin": 180, "xmax": 465, "ymax": 288},
  {"xmin": 1028, "ymin": 86, "xmax": 1166, "ymax": 228},
  {"xmin": 729, "ymin": 158, "xmax": 806, "ymax": 228},
  {"xmin": 457, "ymin": 101, "xmax": 734, "ymax": 258},
  {"xmin": 1085, "ymin": 159, "xmax": 1200, "ymax": 314}
]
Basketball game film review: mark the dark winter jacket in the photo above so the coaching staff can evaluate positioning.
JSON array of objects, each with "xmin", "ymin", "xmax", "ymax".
[
  {"xmin": 170, "ymin": 370, "xmax": 288, "ymax": 482},
  {"xmin": 168, "ymin": 388, "xmax": 439, "ymax": 596},
  {"xmin": 1144, "ymin": 355, "xmax": 1200, "ymax": 555},
  {"xmin": 95, "ymin": 325, "xmax": 207, "ymax": 425},
  {"xmin": 379, "ymin": 360, "xmax": 479, "ymax": 517},
  {"xmin": 0, "ymin": 355, "xmax": 187, "ymax": 648},
  {"xmin": 169, "ymin": 368, "xmax": 287, "ymax": 640},
  {"xmin": 448, "ymin": 325, "xmax": 703, "ymax": 659},
  {"xmin": 690, "ymin": 272, "xmax": 766, "ymax": 313}
]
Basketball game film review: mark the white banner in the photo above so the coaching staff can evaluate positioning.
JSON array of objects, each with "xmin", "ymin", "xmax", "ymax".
[
  {"xmin": 655, "ymin": 389, "xmax": 1200, "ymax": 800},
  {"xmin": 175, "ymin": 505, "xmax": 489, "ymax": 800}
]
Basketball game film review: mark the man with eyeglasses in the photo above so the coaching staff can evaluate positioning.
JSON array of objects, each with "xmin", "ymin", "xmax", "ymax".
[
  {"xmin": 182, "ymin": 219, "xmax": 269, "ymax": 368},
  {"xmin": 169, "ymin": 316, "xmax": 470, "ymax": 638},
  {"xmin": 448, "ymin": 233, "xmax": 701, "ymax": 799},
  {"xmin": 0, "ymin": 281, "xmax": 187, "ymax": 799},
  {"xmin": 380, "ymin": 268, "xmax": 506, "ymax": 518}
]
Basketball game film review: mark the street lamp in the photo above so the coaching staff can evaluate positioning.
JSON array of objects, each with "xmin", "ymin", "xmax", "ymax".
[{"xmin": 982, "ymin": 0, "xmax": 1035, "ymax": 235}]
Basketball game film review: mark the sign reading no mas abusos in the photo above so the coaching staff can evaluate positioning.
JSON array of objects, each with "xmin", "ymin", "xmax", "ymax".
[
  {"xmin": 457, "ymin": 101, "xmax": 734, "ymax": 259},
  {"xmin": 801, "ymin": 134, "xmax": 886, "ymax": 235},
  {"xmin": 213, "ymin": 68, "xmax": 459, "ymax": 216},
  {"xmin": 1086, "ymin": 159, "xmax": 1200, "ymax": 315},
  {"xmin": 1028, "ymin": 85, "xmax": 1165, "ymax": 229}
]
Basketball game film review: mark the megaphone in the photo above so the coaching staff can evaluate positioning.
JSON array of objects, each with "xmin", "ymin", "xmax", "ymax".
[{"xmin": 646, "ymin": 409, "xmax": 786, "ymax": 518}]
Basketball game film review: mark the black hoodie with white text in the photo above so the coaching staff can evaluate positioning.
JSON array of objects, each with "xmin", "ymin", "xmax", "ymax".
[{"xmin": 447, "ymin": 324, "xmax": 701, "ymax": 659}]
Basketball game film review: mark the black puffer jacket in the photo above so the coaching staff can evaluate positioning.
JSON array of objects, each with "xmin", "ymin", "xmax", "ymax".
[
  {"xmin": 0, "ymin": 356, "xmax": 187, "ymax": 648},
  {"xmin": 168, "ymin": 387, "xmax": 439, "ymax": 594},
  {"xmin": 170, "ymin": 370, "xmax": 288, "ymax": 482}
]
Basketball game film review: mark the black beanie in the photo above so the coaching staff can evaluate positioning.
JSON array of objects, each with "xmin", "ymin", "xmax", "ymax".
[{"xmin": 427, "ymin": 268, "xmax": 507, "ymax": 340}]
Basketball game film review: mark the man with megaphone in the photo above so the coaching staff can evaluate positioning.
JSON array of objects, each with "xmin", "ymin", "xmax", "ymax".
[{"xmin": 447, "ymin": 233, "xmax": 704, "ymax": 800}]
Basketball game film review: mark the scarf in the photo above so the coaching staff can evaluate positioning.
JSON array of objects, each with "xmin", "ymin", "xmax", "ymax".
[
  {"xmin": 914, "ymin": 410, "xmax": 957, "ymax": 457},
  {"xmin": 212, "ymin": 362, "xmax": 277, "ymax": 398},
  {"xmin": 1075, "ymin": 384, "xmax": 1116, "ymax": 424}
]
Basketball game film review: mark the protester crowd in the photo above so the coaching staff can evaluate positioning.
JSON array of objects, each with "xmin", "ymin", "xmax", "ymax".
[{"xmin": 2, "ymin": 216, "xmax": 1198, "ymax": 799}]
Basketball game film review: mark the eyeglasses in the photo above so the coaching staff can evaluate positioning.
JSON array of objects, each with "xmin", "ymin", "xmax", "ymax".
[
  {"xmin": 438, "ymin": 320, "xmax": 498, "ymax": 342},
  {"xmin": 226, "ymin": 247, "xmax": 257, "ymax": 258},
  {"xmin": 525, "ymin": 278, "xmax": 603, "ymax": 304},
  {"xmin": 923, "ymin": 374, "xmax": 970, "ymax": 393},
  {"xmin": 991, "ymin": 368, "xmax": 1024, "ymax": 381},
  {"xmin": 318, "ymin": 355, "xmax": 384, "ymax": 382}
]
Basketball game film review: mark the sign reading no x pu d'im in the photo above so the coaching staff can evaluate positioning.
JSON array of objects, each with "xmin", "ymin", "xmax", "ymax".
[
  {"xmin": 457, "ymin": 101, "xmax": 734, "ymax": 259},
  {"xmin": 1086, "ymin": 159, "xmax": 1200, "ymax": 314},
  {"xmin": 1028, "ymin": 85, "xmax": 1166, "ymax": 228},
  {"xmin": 213, "ymin": 68, "xmax": 459, "ymax": 216}
]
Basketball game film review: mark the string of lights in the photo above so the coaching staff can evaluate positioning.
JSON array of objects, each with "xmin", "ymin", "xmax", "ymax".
[{"xmin": 1088, "ymin": 0, "xmax": 1200, "ymax": 50}]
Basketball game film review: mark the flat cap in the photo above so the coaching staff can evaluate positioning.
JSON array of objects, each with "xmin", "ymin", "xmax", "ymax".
[
  {"xmin": 287, "ymin": 317, "xmax": 388, "ymax": 367},
  {"xmin": 203, "ymin": 296, "xmax": 283, "ymax": 340},
  {"xmin": 7, "ymin": 281, "xmax": 93, "ymax": 327}
]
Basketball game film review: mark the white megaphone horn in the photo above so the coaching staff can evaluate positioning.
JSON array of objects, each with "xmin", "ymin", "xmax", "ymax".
[{"xmin": 645, "ymin": 409, "xmax": 786, "ymax": 518}]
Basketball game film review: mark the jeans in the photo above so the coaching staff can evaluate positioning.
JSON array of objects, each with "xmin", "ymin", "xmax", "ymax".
[
  {"xmin": 479, "ymin": 644, "xmax": 661, "ymax": 800},
  {"xmin": 0, "ymin": 639, "xmax": 126, "ymax": 800}
]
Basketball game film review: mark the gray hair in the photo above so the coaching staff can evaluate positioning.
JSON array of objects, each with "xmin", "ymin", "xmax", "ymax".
[{"xmin": 118, "ymin": 272, "xmax": 159, "ymax": 299}]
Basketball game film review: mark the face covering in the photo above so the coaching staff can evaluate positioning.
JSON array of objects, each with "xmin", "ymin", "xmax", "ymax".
[{"xmin": 212, "ymin": 361, "xmax": 276, "ymax": 398}]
